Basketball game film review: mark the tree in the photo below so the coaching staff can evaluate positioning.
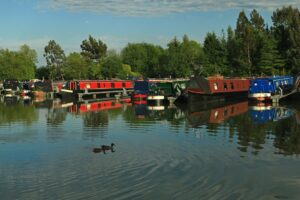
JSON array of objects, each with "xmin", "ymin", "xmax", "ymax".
[
  {"xmin": 19, "ymin": 44, "xmax": 38, "ymax": 64},
  {"xmin": 203, "ymin": 32, "xmax": 228, "ymax": 75},
  {"xmin": 256, "ymin": 34, "xmax": 285, "ymax": 75},
  {"xmin": 236, "ymin": 11, "xmax": 256, "ymax": 75},
  {"xmin": 44, "ymin": 40, "xmax": 66, "ymax": 80},
  {"xmin": 165, "ymin": 36, "xmax": 205, "ymax": 77},
  {"xmin": 36, "ymin": 66, "xmax": 50, "ymax": 80},
  {"xmin": 101, "ymin": 52, "xmax": 123, "ymax": 78},
  {"xmin": 272, "ymin": 6, "xmax": 300, "ymax": 74},
  {"xmin": 63, "ymin": 52, "xmax": 89, "ymax": 80},
  {"xmin": 80, "ymin": 35, "xmax": 107, "ymax": 63},
  {"xmin": 250, "ymin": 9, "xmax": 265, "ymax": 31},
  {"xmin": 121, "ymin": 43, "xmax": 163, "ymax": 77},
  {"xmin": 0, "ymin": 47, "xmax": 36, "ymax": 80}
]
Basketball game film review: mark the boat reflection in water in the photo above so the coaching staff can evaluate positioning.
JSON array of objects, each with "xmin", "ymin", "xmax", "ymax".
[
  {"xmin": 250, "ymin": 103, "xmax": 294, "ymax": 124},
  {"xmin": 185, "ymin": 100, "xmax": 249, "ymax": 127},
  {"xmin": 132, "ymin": 100, "xmax": 185, "ymax": 124},
  {"xmin": 68, "ymin": 98, "xmax": 132, "ymax": 114}
]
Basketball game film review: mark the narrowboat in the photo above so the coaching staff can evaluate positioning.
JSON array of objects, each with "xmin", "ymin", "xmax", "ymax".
[
  {"xmin": 132, "ymin": 79, "xmax": 188, "ymax": 103},
  {"xmin": 2, "ymin": 79, "xmax": 21, "ymax": 95},
  {"xmin": 61, "ymin": 80, "xmax": 134, "ymax": 99},
  {"xmin": 187, "ymin": 76, "xmax": 251, "ymax": 101},
  {"xmin": 248, "ymin": 76, "xmax": 294, "ymax": 102}
]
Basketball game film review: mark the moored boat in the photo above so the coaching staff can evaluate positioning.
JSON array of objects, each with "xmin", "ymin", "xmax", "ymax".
[
  {"xmin": 2, "ymin": 79, "xmax": 21, "ymax": 95},
  {"xmin": 132, "ymin": 79, "xmax": 188, "ymax": 103},
  {"xmin": 248, "ymin": 76, "xmax": 294, "ymax": 102},
  {"xmin": 187, "ymin": 76, "xmax": 251, "ymax": 101},
  {"xmin": 61, "ymin": 80, "xmax": 134, "ymax": 99}
]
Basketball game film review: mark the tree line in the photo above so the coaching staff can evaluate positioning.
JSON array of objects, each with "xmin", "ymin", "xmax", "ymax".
[{"xmin": 1, "ymin": 6, "xmax": 300, "ymax": 81}]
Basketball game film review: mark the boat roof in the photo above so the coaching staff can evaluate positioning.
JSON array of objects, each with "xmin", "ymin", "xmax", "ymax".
[{"xmin": 252, "ymin": 76, "xmax": 293, "ymax": 82}]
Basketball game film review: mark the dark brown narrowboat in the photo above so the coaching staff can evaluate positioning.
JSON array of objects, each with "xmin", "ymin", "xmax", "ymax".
[{"xmin": 187, "ymin": 76, "xmax": 251, "ymax": 101}]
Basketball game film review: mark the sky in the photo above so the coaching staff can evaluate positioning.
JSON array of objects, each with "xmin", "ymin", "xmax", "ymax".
[{"xmin": 0, "ymin": 0, "xmax": 299, "ymax": 65}]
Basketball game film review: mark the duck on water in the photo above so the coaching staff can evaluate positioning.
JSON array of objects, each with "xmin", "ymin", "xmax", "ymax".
[{"xmin": 93, "ymin": 143, "xmax": 115, "ymax": 154}]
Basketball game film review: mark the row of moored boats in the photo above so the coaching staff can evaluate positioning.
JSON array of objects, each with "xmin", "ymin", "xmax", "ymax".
[{"xmin": 1, "ymin": 75, "xmax": 299, "ymax": 103}]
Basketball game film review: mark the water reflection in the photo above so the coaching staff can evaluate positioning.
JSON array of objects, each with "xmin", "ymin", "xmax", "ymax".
[
  {"xmin": 250, "ymin": 103, "xmax": 294, "ymax": 124},
  {"xmin": 1, "ymin": 97, "xmax": 300, "ymax": 199},
  {"xmin": 1, "ymin": 96, "xmax": 300, "ymax": 156},
  {"xmin": 0, "ymin": 96, "xmax": 38, "ymax": 125},
  {"xmin": 185, "ymin": 100, "xmax": 249, "ymax": 127}
]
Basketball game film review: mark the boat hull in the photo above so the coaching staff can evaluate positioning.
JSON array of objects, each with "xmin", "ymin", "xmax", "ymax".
[{"xmin": 188, "ymin": 90, "xmax": 249, "ymax": 102}]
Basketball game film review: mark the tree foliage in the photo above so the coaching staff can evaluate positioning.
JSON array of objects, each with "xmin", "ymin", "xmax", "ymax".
[
  {"xmin": 272, "ymin": 6, "xmax": 300, "ymax": 74},
  {"xmin": 44, "ymin": 40, "xmax": 66, "ymax": 80},
  {"xmin": 2, "ymin": 6, "xmax": 300, "ymax": 81},
  {"xmin": 80, "ymin": 35, "xmax": 107, "ymax": 63},
  {"xmin": 63, "ymin": 52, "xmax": 89, "ymax": 80},
  {"xmin": 0, "ymin": 46, "xmax": 37, "ymax": 80}
]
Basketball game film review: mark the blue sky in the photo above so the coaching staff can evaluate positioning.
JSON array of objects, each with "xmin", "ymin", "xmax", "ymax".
[{"xmin": 0, "ymin": 0, "xmax": 298, "ymax": 65}]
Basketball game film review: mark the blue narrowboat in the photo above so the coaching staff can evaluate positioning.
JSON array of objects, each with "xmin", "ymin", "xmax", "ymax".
[{"xmin": 248, "ymin": 76, "xmax": 294, "ymax": 101}]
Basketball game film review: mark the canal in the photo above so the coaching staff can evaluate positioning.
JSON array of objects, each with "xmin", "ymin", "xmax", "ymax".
[{"xmin": 0, "ymin": 97, "xmax": 300, "ymax": 199}]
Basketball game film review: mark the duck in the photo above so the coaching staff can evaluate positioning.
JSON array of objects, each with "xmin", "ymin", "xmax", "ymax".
[{"xmin": 93, "ymin": 143, "xmax": 115, "ymax": 154}]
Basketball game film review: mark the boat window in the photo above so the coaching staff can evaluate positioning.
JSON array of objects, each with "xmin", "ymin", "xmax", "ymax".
[
  {"xmin": 214, "ymin": 111, "xmax": 219, "ymax": 119},
  {"xmin": 230, "ymin": 83, "xmax": 234, "ymax": 89},
  {"xmin": 268, "ymin": 81, "xmax": 272, "ymax": 85},
  {"xmin": 111, "ymin": 83, "xmax": 115, "ymax": 88},
  {"xmin": 86, "ymin": 83, "xmax": 90, "ymax": 89},
  {"xmin": 224, "ymin": 83, "xmax": 227, "ymax": 90},
  {"xmin": 123, "ymin": 82, "xmax": 126, "ymax": 87},
  {"xmin": 98, "ymin": 83, "xmax": 101, "ymax": 88},
  {"xmin": 213, "ymin": 83, "xmax": 218, "ymax": 90},
  {"xmin": 276, "ymin": 82, "xmax": 279, "ymax": 87}
]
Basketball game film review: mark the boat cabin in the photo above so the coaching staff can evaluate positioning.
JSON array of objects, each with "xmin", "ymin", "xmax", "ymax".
[
  {"xmin": 249, "ymin": 76, "xmax": 294, "ymax": 96},
  {"xmin": 64, "ymin": 80, "xmax": 133, "ymax": 92},
  {"xmin": 3, "ymin": 79, "xmax": 20, "ymax": 91}
]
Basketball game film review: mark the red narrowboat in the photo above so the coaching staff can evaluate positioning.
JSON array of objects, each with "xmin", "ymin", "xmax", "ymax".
[
  {"xmin": 61, "ymin": 80, "xmax": 134, "ymax": 99},
  {"xmin": 187, "ymin": 76, "xmax": 251, "ymax": 101}
]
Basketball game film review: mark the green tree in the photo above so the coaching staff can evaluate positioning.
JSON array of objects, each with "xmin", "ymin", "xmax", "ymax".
[
  {"xmin": 19, "ymin": 44, "xmax": 38, "ymax": 64},
  {"xmin": 101, "ymin": 52, "xmax": 123, "ymax": 78},
  {"xmin": 250, "ymin": 9, "xmax": 265, "ymax": 31},
  {"xmin": 203, "ymin": 32, "xmax": 228, "ymax": 75},
  {"xmin": 36, "ymin": 66, "xmax": 50, "ymax": 80},
  {"xmin": 80, "ymin": 35, "xmax": 107, "ymax": 63},
  {"xmin": 236, "ymin": 11, "xmax": 255, "ymax": 75},
  {"xmin": 272, "ymin": 6, "xmax": 300, "ymax": 74},
  {"xmin": 165, "ymin": 35, "xmax": 205, "ymax": 77},
  {"xmin": 44, "ymin": 40, "xmax": 66, "ymax": 80},
  {"xmin": 88, "ymin": 63, "xmax": 103, "ymax": 79},
  {"xmin": 256, "ymin": 34, "xmax": 285, "ymax": 75},
  {"xmin": 63, "ymin": 52, "xmax": 89, "ymax": 79},
  {"xmin": 0, "ymin": 47, "xmax": 36, "ymax": 80},
  {"xmin": 121, "ymin": 43, "xmax": 163, "ymax": 77}
]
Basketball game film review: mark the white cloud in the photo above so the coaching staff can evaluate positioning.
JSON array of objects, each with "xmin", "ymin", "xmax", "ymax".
[{"xmin": 41, "ymin": 0, "xmax": 300, "ymax": 16}]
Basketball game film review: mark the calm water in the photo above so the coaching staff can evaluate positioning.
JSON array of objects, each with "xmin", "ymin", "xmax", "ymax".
[{"xmin": 1, "ymin": 96, "xmax": 300, "ymax": 200}]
